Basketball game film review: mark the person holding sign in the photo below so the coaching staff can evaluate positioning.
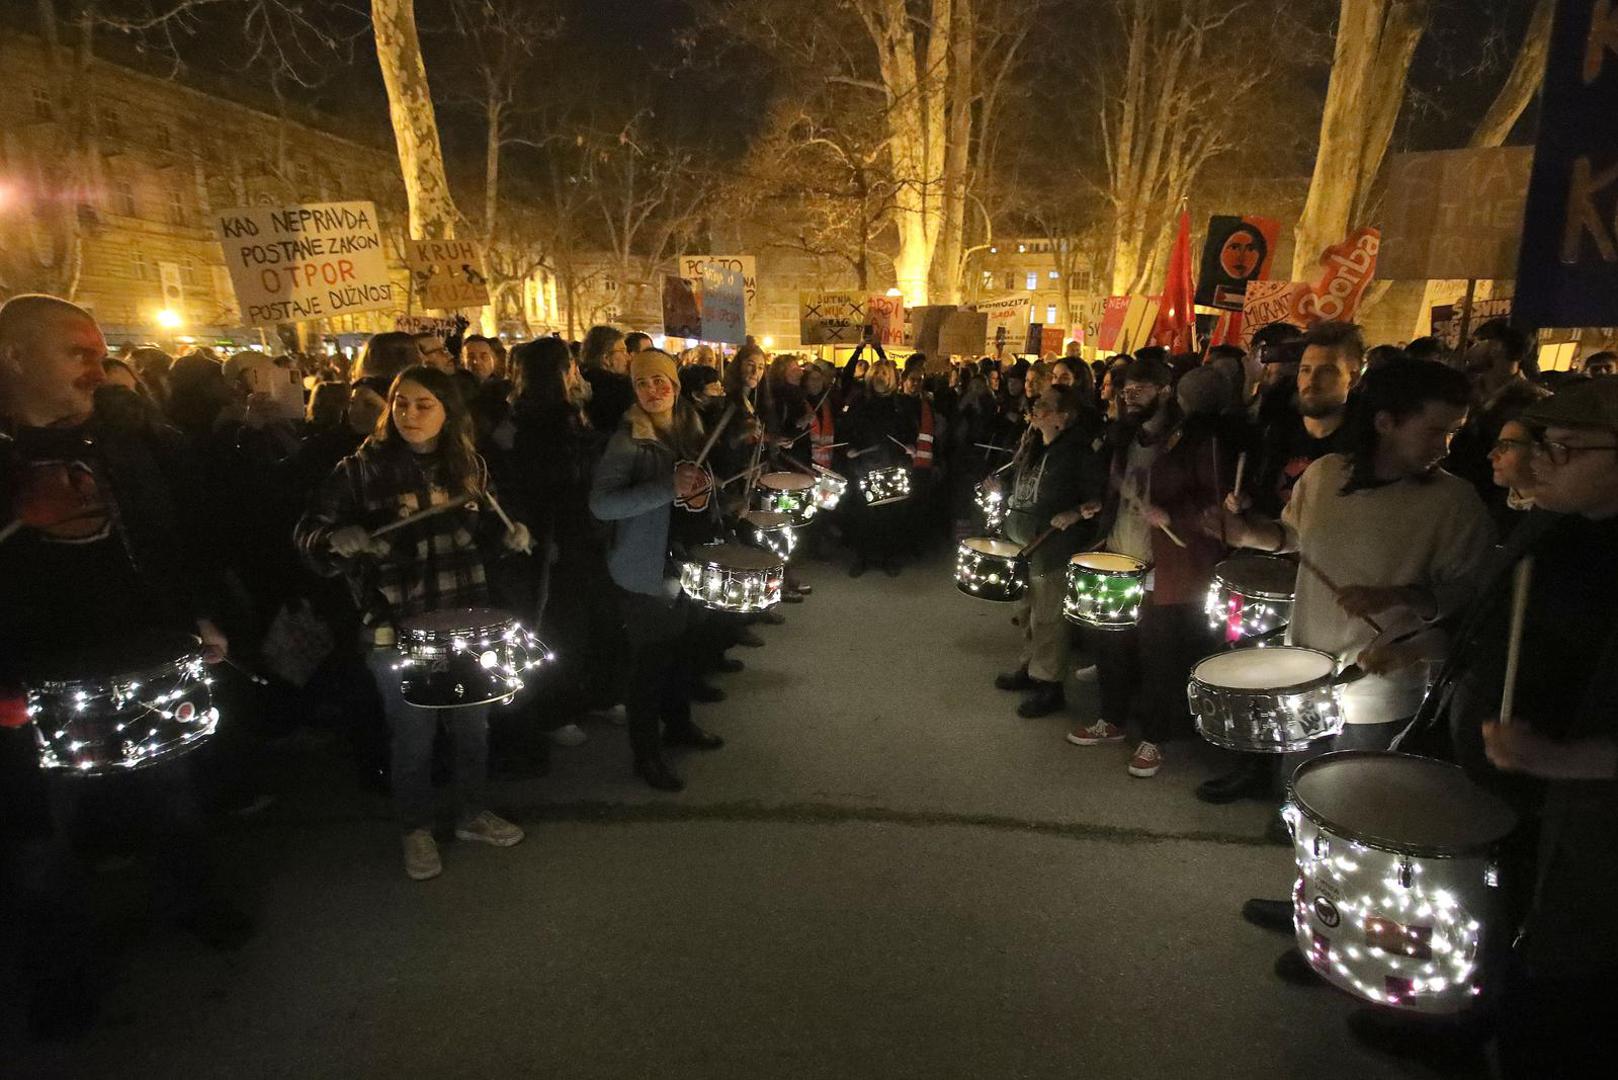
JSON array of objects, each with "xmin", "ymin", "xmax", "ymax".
[{"xmin": 295, "ymin": 365, "xmax": 531, "ymax": 881}]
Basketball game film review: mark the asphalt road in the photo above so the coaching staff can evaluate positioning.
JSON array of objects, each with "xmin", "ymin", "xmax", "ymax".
[{"xmin": 7, "ymin": 550, "xmax": 1458, "ymax": 1079}]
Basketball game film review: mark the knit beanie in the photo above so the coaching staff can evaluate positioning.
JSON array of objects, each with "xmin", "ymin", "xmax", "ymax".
[{"xmin": 629, "ymin": 348, "xmax": 678, "ymax": 386}]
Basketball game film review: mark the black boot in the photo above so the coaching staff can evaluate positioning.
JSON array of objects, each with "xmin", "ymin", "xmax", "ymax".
[
  {"xmin": 1016, "ymin": 680, "xmax": 1065, "ymax": 718},
  {"xmin": 634, "ymin": 754, "xmax": 685, "ymax": 792},
  {"xmin": 1240, "ymin": 897, "xmax": 1294, "ymax": 934},
  {"xmin": 1195, "ymin": 755, "xmax": 1275, "ymax": 804},
  {"xmin": 664, "ymin": 722, "xmax": 725, "ymax": 750},
  {"xmin": 994, "ymin": 664, "xmax": 1037, "ymax": 692},
  {"xmin": 688, "ymin": 681, "xmax": 726, "ymax": 704}
]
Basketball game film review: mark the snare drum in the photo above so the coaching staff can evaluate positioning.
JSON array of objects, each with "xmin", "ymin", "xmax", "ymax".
[
  {"xmin": 751, "ymin": 472, "xmax": 818, "ymax": 526},
  {"xmin": 741, "ymin": 509, "xmax": 798, "ymax": 561},
  {"xmin": 973, "ymin": 482, "xmax": 1007, "ymax": 534},
  {"xmin": 858, "ymin": 465, "xmax": 911, "ymax": 507},
  {"xmin": 811, "ymin": 465, "xmax": 848, "ymax": 511},
  {"xmin": 954, "ymin": 537, "xmax": 1027, "ymax": 602},
  {"xmin": 27, "ymin": 641, "xmax": 220, "ymax": 774},
  {"xmin": 1286, "ymin": 751, "xmax": 1517, "ymax": 1014},
  {"xmin": 679, "ymin": 542, "xmax": 785, "ymax": 612},
  {"xmin": 1188, "ymin": 646, "xmax": 1341, "ymax": 752},
  {"xmin": 1206, "ymin": 554, "xmax": 1298, "ymax": 642},
  {"xmin": 396, "ymin": 607, "xmax": 551, "ymax": 708},
  {"xmin": 1063, "ymin": 552, "xmax": 1148, "ymax": 629}
]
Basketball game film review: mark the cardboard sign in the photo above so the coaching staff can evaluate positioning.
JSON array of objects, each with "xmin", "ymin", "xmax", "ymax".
[
  {"xmin": 404, "ymin": 238, "xmax": 490, "ymax": 310},
  {"xmin": 939, "ymin": 309, "xmax": 989, "ymax": 357},
  {"xmin": 908, "ymin": 305, "xmax": 954, "ymax": 356},
  {"xmin": 1195, "ymin": 215, "xmax": 1280, "ymax": 310},
  {"xmin": 1431, "ymin": 297, "xmax": 1514, "ymax": 348},
  {"xmin": 866, "ymin": 295, "xmax": 907, "ymax": 346},
  {"xmin": 662, "ymin": 276, "xmax": 702, "ymax": 340},
  {"xmin": 1240, "ymin": 281, "xmax": 1311, "ymax": 348},
  {"xmin": 1096, "ymin": 296, "xmax": 1131, "ymax": 352},
  {"xmin": 974, "ymin": 295, "xmax": 1033, "ymax": 353},
  {"xmin": 214, "ymin": 200, "xmax": 395, "ymax": 325},
  {"xmin": 1041, "ymin": 326, "xmax": 1066, "ymax": 355},
  {"xmin": 1515, "ymin": 0, "xmax": 1618, "ymax": 328},
  {"xmin": 1118, "ymin": 296, "xmax": 1160, "ymax": 354},
  {"xmin": 1380, "ymin": 148, "xmax": 1533, "ymax": 281},
  {"xmin": 699, "ymin": 263, "xmax": 747, "ymax": 345},
  {"xmin": 679, "ymin": 255, "xmax": 757, "ymax": 322},
  {"xmin": 800, "ymin": 291, "xmax": 868, "ymax": 344}
]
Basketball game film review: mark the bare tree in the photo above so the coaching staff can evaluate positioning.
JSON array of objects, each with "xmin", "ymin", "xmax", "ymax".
[{"xmin": 373, "ymin": 0, "xmax": 459, "ymax": 240}]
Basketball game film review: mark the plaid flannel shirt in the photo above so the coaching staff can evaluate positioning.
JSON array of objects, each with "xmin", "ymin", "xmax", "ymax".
[{"xmin": 295, "ymin": 444, "xmax": 498, "ymax": 627}]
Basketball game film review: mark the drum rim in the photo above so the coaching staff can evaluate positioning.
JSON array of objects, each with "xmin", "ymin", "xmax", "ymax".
[
  {"xmin": 399, "ymin": 607, "xmax": 518, "ymax": 640},
  {"xmin": 758, "ymin": 472, "xmax": 817, "ymax": 491},
  {"xmin": 1287, "ymin": 749, "xmax": 1518, "ymax": 857},
  {"xmin": 1189, "ymin": 645, "xmax": 1337, "ymax": 693},
  {"xmin": 1068, "ymin": 551, "xmax": 1149, "ymax": 573},
  {"xmin": 684, "ymin": 542, "xmax": 786, "ymax": 572},
  {"xmin": 959, "ymin": 536, "xmax": 1023, "ymax": 559},
  {"xmin": 1194, "ymin": 721, "xmax": 1336, "ymax": 754},
  {"xmin": 741, "ymin": 510, "xmax": 795, "ymax": 529},
  {"xmin": 1213, "ymin": 554, "xmax": 1299, "ymax": 601},
  {"xmin": 29, "ymin": 649, "xmax": 208, "ymax": 691}
]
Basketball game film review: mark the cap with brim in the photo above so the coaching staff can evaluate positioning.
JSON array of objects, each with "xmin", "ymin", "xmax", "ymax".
[{"xmin": 1521, "ymin": 379, "xmax": 1618, "ymax": 431}]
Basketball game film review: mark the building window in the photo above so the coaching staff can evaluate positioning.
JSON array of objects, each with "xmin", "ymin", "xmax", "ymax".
[
  {"xmin": 1025, "ymin": 271, "xmax": 1038, "ymax": 291},
  {"xmin": 181, "ymin": 258, "xmax": 200, "ymax": 287},
  {"xmin": 167, "ymin": 188, "xmax": 186, "ymax": 225},
  {"xmin": 32, "ymin": 86, "xmax": 52, "ymax": 121},
  {"xmin": 980, "ymin": 271, "xmax": 994, "ymax": 291},
  {"xmin": 111, "ymin": 179, "xmax": 137, "ymax": 217},
  {"xmin": 1049, "ymin": 270, "xmax": 1060, "ymax": 280},
  {"xmin": 1046, "ymin": 305, "xmax": 1058, "ymax": 324},
  {"xmin": 130, "ymin": 248, "xmax": 150, "ymax": 282},
  {"xmin": 1004, "ymin": 272, "xmax": 1016, "ymax": 291}
]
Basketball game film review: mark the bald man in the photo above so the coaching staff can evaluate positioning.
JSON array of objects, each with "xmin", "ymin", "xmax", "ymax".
[{"xmin": 2, "ymin": 295, "xmax": 249, "ymax": 1040}]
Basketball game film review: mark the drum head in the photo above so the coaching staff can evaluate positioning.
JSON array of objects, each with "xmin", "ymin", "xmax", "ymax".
[
  {"xmin": 742, "ymin": 511, "xmax": 793, "ymax": 529},
  {"xmin": 1216, "ymin": 555, "xmax": 1298, "ymax": 599},
  {"xmin": 401, "ymin": 607, "xmax": 514, "ymax": 635},
  {"xmin": 690, "ymin": 542, "xmax": 784, "ymax": 571},
  {"xmin": 963, "ymin": 537, "xmax": 1022, "ymax": 558},
  {"xmin": 1291, "ymin": 750, "xmax": 1518, "ymax": 855},
  {"xmin": 1070, "ymin": 552, "xmax": 1144, "ymax": 573},
  {"xmin": 1193, "ymin": 646, "xmax": 1333, "ymax": 690},
  {"xmin": 760, "ymin": 472, "xmax": 815, "ymax": 492}
]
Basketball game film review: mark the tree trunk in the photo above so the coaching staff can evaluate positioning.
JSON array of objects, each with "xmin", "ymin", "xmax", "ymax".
[
  {"xmin": 1468, "ymin": 0, "xmax": 1554, "ymax": 149},
  {"xmin": 1291, "ymin": 0, "xmax": 1426, "ymax": 280},
  {"xmin": 479, "ymin": 97, "xmax": 501, "ymax": 334},
  {"xmin": 372, "ymin": 0, "xmax": 459, "ymax": 241},
  {"xmin": 932, "ymin": 0, "xmax": 974, "ymax": 305}
]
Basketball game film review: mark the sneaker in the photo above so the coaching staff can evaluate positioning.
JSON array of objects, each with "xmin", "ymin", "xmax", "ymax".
[
  {"xmin": 455, "ymin": 810, "xmax": 525, "ymax": 848},
  {"xmin": 549, "ymin": 723, "xmax": 588, "ymax": 747},
  {"xmin": 780, "ymin": 589, "xmax": 805, "ymax": 604},
  {"xmin": 1066, "ymin": 719, "xmax": 1125, "ymax": 746},
  {"xmin": 1127, "ymin": 741, "xmax": 1162, "ymax": 777},
  {"xmin": 1196, "ymin": 757, "xmax": 1275, "ymax": 804},
  {"xmin": 1071, "ymin": 663, "xmax": 1098, "ymax": 682},
  {"xmin": 794, "ymin": 583, "xmax": 814, "ymax": 596},
  {"xmin": 1240, "ymin": 897, "xmax": 1295, "ymax": 934},
  {"xmin": 403, "ymin": 829, "xmax": 442, "ymax": 880}
]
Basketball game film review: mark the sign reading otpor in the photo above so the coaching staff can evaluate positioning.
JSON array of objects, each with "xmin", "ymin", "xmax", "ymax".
[{"xmin": 215, "ymin": 201, "xmax": 395, "ymax": 325}]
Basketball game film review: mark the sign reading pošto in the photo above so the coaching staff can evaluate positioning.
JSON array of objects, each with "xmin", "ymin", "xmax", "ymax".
[{"xmin": 215, "ymin": 201, "xmax": 395, "ymax": 325}]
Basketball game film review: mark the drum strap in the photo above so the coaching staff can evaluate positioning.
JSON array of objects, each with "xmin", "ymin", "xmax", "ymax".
[{"xmin": 811, "ymin": 398, "xmax": 835, "ymax": 468}]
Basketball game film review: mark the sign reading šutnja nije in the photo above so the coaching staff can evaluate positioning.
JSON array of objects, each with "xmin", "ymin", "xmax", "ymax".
[{"xmin": 214, "ymin": 201, "xmax": 395, "ymax": 325}]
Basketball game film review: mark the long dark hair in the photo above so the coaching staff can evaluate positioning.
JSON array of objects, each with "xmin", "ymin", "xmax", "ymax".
[
  {"xmin": 510, "ymin": 336, "xmax": 578, "ymax": 418},
  {"xmin": 367, "ymin": 364, "xmax": 481, "ymax": 491},
  {"xmin": 1340, "ymin": 359, "xmax": 1471, "ymax": 492},
  {"xmin": 724, "ymin": 342, "xmax": 774, "ymax": 418}
]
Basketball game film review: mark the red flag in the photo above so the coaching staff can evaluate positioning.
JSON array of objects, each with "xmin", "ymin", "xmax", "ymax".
[{"xmin": 1151, "ymin": 210, "xmax": 1195, "ymax": 352}]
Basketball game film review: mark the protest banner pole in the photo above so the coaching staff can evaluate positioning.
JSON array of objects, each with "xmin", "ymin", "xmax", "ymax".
[{"xmin": 1456, "ymin": 278, "xmax": 1478, "ymax": 351}]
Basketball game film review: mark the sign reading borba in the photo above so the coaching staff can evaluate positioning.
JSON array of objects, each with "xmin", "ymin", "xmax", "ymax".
[
  {"xmin": 215, "ymin": 201, "xmax": 394, "ymax": 325},
  {"xmin": 405, "ymin": 238, "xmax": 490, "ymax": 310}
]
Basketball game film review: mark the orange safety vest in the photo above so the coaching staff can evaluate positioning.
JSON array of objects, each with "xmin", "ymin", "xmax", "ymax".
[
  {"xmin": 810, "ymin": 396, "xmax": 836, "ymax": 468},
  {"xmin": 914, "ymin": 398, "xmax": 935, "ymax": 470}
]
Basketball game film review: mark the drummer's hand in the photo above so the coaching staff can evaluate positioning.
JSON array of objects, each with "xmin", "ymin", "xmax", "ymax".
[
  {"xmin": 329, "ymin": 525, "xmax": 375, "ymax": 558},
  {"xmin": 1223, "ymin": 491, "xmax": 1252, "ymax": 515},
  {"xmin": 502, "ymin": 522, "xmax": 533, "ymax": 553},
  {"xmin": 1337, "ymin": 585, "xmax": 1426, "ymax": 619},
  {"xmin": 1481, "ymin": 722, "xmax": 1618, "ymax": 780},
  {"xmin": 1141, "ymin": 503, "xmax": 1171, "ymax": 529},
  {"xmin": 673, "ymin": 462, "xmax": 708, "ymax": 499},
  {"xmin": 1079, "ymin": 501, "xmax": 1103, "ymax": 519},
  {"xmin": 196, "ymin": 618, "xmax": 229, "ymax": 663},
  {"xmin": 1355, "ymin": 635, "xmax": 1429, "ymax": 676},
  {"xmin": 1051, "ymin": 510, "xmax": 1083, "ymax": 530}
]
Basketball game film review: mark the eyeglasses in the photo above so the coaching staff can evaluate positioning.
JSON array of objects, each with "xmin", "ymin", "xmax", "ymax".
[
  {"xmin": 1489, "ymin": 437, "xmax": 1533, "ymax": 455},
  {"xmin": 1533, "ymin": 438, "xmax": 1618, "ymax": 466}
]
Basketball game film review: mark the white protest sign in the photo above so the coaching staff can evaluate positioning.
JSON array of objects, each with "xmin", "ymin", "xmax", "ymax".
[
  {"xmin": 404, "ymin": 238, "xmax": 490, "ymax": 310},
  {"xmin": 214, "ymin": 201, "xmax": 394, "ymax": 325},
  {"xmin": 699, "ymin": 263, "xmax": 747, "ymax": 344},
  {"xmin": 680, "ymin": 255, "xmax": 756, "ymax": 323},
  {"xmin": 973, "ymin": 295, "xmax": 1032, "ymax": 353},
  {"xmin": 800, "ymin": 291, "xmax": 869, "ymax": 345},
  {"xmin": 866, "ymin": 295, "xmax": 907, "ymax": 346}
]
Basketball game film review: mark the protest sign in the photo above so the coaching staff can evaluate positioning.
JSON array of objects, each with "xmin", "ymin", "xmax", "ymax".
[
  {"xmin": 866, "ymin": 294, "xmax": 907, "ymax": 346},
  {"xmin": 699, "ymin": 263, "xmax": 747, "ymax": 344},
  {"xmin": 974, "ymin": 295, "xmax": 1033, "ymax": 353},
  {"xmin": 940, "ymin": 309, "xmax": 989, "ymax": 357},
  {"xmin": 404, "ymin": 238, "xmax": 490, "ymax": 310},
  {"xmin": 1379, "ymin": 148, "xmax": 1533, "ymax": 281},
  {"xmin": 679, "ymin": 255, "xmax": 757, "ymax": 323},
  {"xmin": 662, "ymin": 276, "xmax": 702, "ymax": 339},
  {"xmin": 800, "ymin": 292, "xmax": 868, "ymax": 345},
  {"xmin": 394, "ymin": 314, "xmax": 462, "ymax": 336},
  {"xmin": 1195, "ymin": 215, "xmax": 1280, "ymax": 310},
  {"xmin": 909, "ymin": 305, "xmax": 953, "ymax": 356},
  {"xmin": 1297, "ymin": 226, "xmax": 1380, "ymax": 323},
  {"xmin": 1239, "ymin": 281, "xmax": 1311, "ymax": 348},
  {"xmin": 1431, "ymin": 297, "xmax": 1514, "ymax": 349},
  {"xmin": 1116, "ymin": 296, "xmax": 1160, "ymax": 354},
  {"xmin": 1515, "ymin": 0, "xmax": 1618, "ymax": 328},
  {"xmin": 214, "ymin": 201, "xmax": 395, "ymax": 326},
  {"xmin": 1041, "ymin": 326, "xmax": 1066, "ymax": 355},
  {"xmin": 1096, "ymin": 296, "xmax": 1131, "ymax": 352}
]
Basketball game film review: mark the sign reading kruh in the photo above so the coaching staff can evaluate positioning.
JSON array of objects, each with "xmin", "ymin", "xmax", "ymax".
[
  {"xmin": 405, "ymin": 238, "xmax": 490, "ymax": 311},
  {"xmin": 214, "ymin": 201, "xmax": 395, "ymax": 325}
]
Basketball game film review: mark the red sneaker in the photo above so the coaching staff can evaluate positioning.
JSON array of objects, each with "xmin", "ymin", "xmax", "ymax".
[
  {"xmin": 1127, "ymin": 741, "xmax": 1162, "ymax": 778},
  {"xmin": 1066, "ymin": 719, "xmax": 1124, "ymax": 746}
]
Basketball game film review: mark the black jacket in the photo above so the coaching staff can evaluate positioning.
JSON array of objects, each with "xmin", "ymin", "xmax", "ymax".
[{"xmin": 1003, "ymin": 418, "xmax": 1108, "ymax": 574}]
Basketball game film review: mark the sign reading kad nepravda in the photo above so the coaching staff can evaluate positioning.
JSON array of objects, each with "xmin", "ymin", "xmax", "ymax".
[{"xmin": 214, "ymin": 201, "xmax": 395, "ymax": 325}]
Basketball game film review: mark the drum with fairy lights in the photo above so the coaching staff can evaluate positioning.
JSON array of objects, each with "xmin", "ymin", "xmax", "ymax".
[
  {"xmin": 741, "ymin": 510, "xmax": 798, "ymax": 562},
  {"xmin": 811, "ymin": 465, "xmax": 848, "ymax": 512},
  {"xmin": 954, "ymin": 537, "xmax": 1027, "ymax": 603},
  {"xmin": 27, "ymin": 636, "xmax": 220, "ymax": 775},
  {"xmin": 858, "ymin": 465, "xmax": 911, "ymax": 507},
  {"xmin": 1063, "ymin": 552, "xmax": 1148, "ymax": 629},
  {"xmin": 1206, "ymin": 554, "xmax": 1297, "ymax": 643},
  {"xmin": 973, "ymin": 481, "xmax": 1007, "ymax": 535},
  {"xmin": 751, "ymin": 472, "xmax": 818, "ymax": 527},
  {"xmin": 396, "ymin": 608, "xmax": 551, "ymax": 708},
  {"xmin": 1188, "ymin": 646, "xmax": 1341, "ymax": 752},
  {"xmin": 679, "ymin": 542, "xmax": 785, "ymax": 613},
  {"xmin": 1285, "ymin": 751, "xmax": 1517, "ymax": 1015}
]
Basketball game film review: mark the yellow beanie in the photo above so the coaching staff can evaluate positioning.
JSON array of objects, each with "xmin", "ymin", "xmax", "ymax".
[{"xmin": 629, "ymin": 348, "xmax": 678, "ymax": 386}]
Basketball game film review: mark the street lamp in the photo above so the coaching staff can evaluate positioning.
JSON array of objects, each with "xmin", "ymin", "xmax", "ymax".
[
  {"xmin": 156, "ymin": 308, "xmax": 183, "ymax": 330},
  {"xmin": 761, "ymin": 336, "xmax": 775, "ymax": 348},
  {"xmin": 885, "ymin": 288, "xmax": 902, "ymax": 298}
]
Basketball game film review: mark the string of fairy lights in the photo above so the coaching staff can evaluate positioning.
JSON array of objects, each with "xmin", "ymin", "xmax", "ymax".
[{"xmin": 30, "ymin": 654, "xmax": 219, "ymax": 773}]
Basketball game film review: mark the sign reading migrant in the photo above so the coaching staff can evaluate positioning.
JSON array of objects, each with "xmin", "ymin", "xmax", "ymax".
[
  {"xmin": 404, "ymin": 238, "xmax": 490, "ymax": 310},
  {"xmin": 215, "ymin": 201, "xmax": 394, "ymax": 325},
  {"xmin": 1195, "ymin": 215, "xmax": 1280, "ymax": 310}
]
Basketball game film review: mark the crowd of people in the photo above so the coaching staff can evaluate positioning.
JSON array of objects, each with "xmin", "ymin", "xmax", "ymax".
[{"xmin": 1, "ymin": 291, "xmax": 1615, "ymax": 1074}]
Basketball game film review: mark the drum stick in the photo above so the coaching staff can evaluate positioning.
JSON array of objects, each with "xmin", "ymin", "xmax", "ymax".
[
  {"xmin": 887, "ymin": 434, "xmax": 916, "ymax": 458},
  {"xmin": 1499, "ymin": 556, "xmax": 1534, "ymax": 726},
  {"xmin": 1232, "ymin": 452, "xmax": 1247, "ymax": 498},
  {"xmin": 368, "ymin": 496, "xmax": 475, "ymax": 539},
  {"xmin": 481, "ymin": 490, "xmax": 532, "ymax": 554},
  {"xmin": 1296, "ymin": 552, "xmax": 1384, "ymax": 635},
  {"xmin": 0, "ymin": 519, "xmax": 21, "ymax": 544},
  {"xmin": 974, "ymin": 443, "xmax": 1014, "ymax": 454},
  {"xmin": 218, "ymin": 654, "xmax": 270, "ymax": 685},
  {"xmin": 1018, "ymin": 526, "xmax": 1060, "ymax": 558},
  {"xmin": 691, "ymin": 404, "xmax": 737, "ymax": 469},
  {"xmin": 720, "ymin": 463, "xmax": 764, "ymax": 488}
]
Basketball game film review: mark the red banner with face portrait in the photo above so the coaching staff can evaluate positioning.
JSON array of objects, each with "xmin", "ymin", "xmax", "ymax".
[{"xmin": 1196, "ymin": 215, "xmax": 1281, "ymax": 312}]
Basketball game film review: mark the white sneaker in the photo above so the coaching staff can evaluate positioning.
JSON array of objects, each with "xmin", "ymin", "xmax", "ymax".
[
  {"xmin": 1127, "ymin": 741, "xmax": 1163, "ymax": 778},
  {"xmin": 402, "ymin": 829, "xmax": 442, "ymax": 881},
  {"xmin": 1071, "ymin": 663, "xmax": 1098, "ymax": 682},
  {"xmin": 455, "ymin": 810, "xmax": 525, "ymax": 847},
  {"xmin": 549, "ymin": 723, "xmax": 588, "ymax": 747}
]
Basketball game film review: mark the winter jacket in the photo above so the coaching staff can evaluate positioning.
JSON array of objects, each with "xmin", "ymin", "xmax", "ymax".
[
  {"xmin": 589, "ymin": 406, "xmax": 705, "ymax": 598},
  {"xmin": 1003, "ymin": 418, "xmax": 1108, "ymax": 575}
]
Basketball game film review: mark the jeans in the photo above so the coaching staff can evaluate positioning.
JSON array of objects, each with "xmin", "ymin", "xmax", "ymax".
[
  {"xmin": 365, "ymin": 648, "xmax": 490, "ymax": 831},
  {"xmin": 1019, "ymin": 566, "xmax": 1073, "ymax": 685},
  {"xmin": 1094, "ymin": 602, "xmax": 1217, "ymax": 743},
  {"xmin": 616, "ymin": 587, "xmax": 694, "ymax": 761}
]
